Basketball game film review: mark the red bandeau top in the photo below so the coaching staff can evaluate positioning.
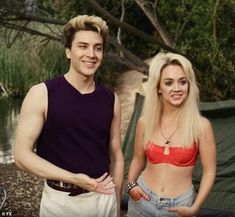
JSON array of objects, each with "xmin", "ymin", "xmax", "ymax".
[{"xmin": 145, "ymin": 141, "xmax": 198, "ymax": 167}]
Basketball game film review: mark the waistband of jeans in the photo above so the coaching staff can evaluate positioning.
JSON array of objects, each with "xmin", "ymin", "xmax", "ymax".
[{"xmin": 137, "ymin": 175, "xmax": 194, "ymax": 203}]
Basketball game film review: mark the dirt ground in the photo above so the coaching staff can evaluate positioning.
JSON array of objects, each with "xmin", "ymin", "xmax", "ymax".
[{"xmin": 0, "ymin": 70, "xmax": 145, "ymax": 217}]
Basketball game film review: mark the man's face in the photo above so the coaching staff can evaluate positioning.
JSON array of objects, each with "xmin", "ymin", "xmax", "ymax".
[{"xmin": 65, "ymin": 30, "xmax": 104, "ymax": 78}]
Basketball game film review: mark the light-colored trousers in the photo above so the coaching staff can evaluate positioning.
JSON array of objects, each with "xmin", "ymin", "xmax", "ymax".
[{"xmin": 39, "ymin": 182, "xmax": 117, "ymax": 217}]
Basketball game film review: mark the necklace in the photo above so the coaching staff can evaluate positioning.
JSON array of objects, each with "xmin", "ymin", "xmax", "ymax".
[{"xmin": 160, "ymin": 127, "xmax": 177, "ymax": 145}]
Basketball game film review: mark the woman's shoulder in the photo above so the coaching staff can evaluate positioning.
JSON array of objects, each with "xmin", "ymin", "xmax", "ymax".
[
  {"xmin": 199, "ymin": 116, "xmax": 213, "ymax": 132},
  {"xmin": 137, "ymin": 115, "xmax": 145, "ymax": 127},
  {"xmin": 134, "ymin": 116, "xmax": 146, "ymax": 134}
]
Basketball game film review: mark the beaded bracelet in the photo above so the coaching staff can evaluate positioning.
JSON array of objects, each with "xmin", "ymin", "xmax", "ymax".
[{"xmin": 126, "ymin": 181, "xmax": 138, "ymax": 193}]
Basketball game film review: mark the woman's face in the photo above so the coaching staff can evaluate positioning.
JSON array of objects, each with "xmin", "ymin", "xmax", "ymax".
[{"xmin": 158, "ymin": 64, "xmax": 189, "ymax": 107}]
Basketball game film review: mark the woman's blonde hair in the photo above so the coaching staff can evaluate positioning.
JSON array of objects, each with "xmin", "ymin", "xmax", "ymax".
[
  {"xmin": 63, "ymin": 15, "xmax": 109, "ymax": 49},
  {"xmin": 142, "ymin": 52, "xmax": 203, "ymax": 148}
]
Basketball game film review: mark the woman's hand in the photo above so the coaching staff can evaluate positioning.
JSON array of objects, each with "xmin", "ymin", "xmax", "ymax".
[
  {"xmin": 128, "ymin": 186, "xmax": 150, "ymax": 201},
  {"xmin": 168, "ymin": 206, "xmax": 196, "ymax": 217}
]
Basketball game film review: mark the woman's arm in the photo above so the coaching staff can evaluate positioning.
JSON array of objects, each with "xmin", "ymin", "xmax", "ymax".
[
  {"xmin": 170, "ymin": 117, "xmax": 216, "ymax": 216},
  {"xmin": 191, "ymin": 117, "xmax": 216, "ymax": 214},
  {"xmin": 109, "ymin": 93, "xmax": 124, "ymax": 217},
  {"xmin": 127, "ymin": 117, "xmax": 149, "ymax": 201},
  {"xmin": 128, "ymin": 117, "xmax": 146, "ymax": 182}
]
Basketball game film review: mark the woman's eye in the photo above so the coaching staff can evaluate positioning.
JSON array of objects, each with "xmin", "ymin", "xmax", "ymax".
[
  {"xmin": 179, "ymin": 80, "xmax": 188, "ymax": 85},
  {"xmin": 165, "ymin": 81, "xmax": 173, "ymax": 86}
]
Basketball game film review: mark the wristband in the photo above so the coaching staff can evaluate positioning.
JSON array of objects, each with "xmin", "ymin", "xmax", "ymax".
[{"xmin": 126, "ymin": 181, "xmax": 138, "ymax": 193}]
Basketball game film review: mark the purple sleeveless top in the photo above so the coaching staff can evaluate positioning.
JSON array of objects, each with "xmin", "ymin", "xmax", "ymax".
[{"xmin": 36, "ymin": 76, "xmax": 115, "ymax": 178}]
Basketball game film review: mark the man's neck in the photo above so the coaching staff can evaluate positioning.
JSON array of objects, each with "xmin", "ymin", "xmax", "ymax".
[{"xmin": 64, "ymin": 72, "xmax": 95, "ymax": 94}]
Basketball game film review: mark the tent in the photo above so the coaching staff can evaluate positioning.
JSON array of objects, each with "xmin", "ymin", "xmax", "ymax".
[{"xmin": 122, "ymin": 93, "xmax": 235, "ymax": 216}]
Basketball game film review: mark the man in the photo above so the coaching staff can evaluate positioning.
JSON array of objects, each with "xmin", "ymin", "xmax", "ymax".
[{"xmin": 14, "ymin": 15, "xmax": 124, "ymax": 217}]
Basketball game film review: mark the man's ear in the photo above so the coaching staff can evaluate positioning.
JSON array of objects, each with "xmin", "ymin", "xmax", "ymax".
[{"xmin": 65, "ymin": 48, "xmax": 71, "ymax": 59}]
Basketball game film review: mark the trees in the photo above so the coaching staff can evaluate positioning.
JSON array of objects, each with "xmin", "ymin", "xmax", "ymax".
[{"xmin": 0, "ymin": 0, "xmax": 234, "ymax": 100}]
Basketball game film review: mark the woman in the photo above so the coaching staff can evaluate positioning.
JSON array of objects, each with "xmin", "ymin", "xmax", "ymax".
[{"xmin": 127, "ymin": 52, "xmax": 216, "ymax": 217}]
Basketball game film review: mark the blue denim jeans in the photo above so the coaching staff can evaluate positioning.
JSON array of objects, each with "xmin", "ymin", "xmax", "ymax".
[{"xmin": 127, "ymin": 175, "xmax": 195, "ymax": 217}]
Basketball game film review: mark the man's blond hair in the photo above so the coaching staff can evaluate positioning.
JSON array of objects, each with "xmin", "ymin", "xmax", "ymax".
[{"xmin": 63, "ymin": 15, "xmax": 109, "ymax": 48}]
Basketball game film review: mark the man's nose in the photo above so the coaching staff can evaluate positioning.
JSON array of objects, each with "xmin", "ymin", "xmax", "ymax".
[{"xmin": 87, "ymin": 48, "xmax": 95, "ymax": 57}]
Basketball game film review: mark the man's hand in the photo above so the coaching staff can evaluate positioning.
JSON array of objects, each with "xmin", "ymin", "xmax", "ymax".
[
  {"xmin": 95, "ymin": 172, "xmax": 115, "ymax": 194},
  {"xmin": 74, "ymin": 172, "xmax": 115, "ymax": 194}
]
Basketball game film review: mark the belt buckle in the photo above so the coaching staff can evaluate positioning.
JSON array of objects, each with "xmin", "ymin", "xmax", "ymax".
[
  {"xmin": 59, "ymin": 181, "xmax": 63, "ymax": 187},
  {"xmin": 59, "ymin": 181, "xmax": 73, "ymax": 189}
]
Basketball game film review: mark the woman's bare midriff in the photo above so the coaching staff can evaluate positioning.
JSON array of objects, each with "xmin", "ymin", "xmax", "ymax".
[{"xmin": 142, "ymin": 162, "xmax": 194, "ymax": 198}]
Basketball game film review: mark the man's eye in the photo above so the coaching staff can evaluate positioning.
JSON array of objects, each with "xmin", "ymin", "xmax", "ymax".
[
  {"xmin": 78, "ymin": 45, "xmax": 87, "ymax": 49},
  {"xmin": 95, "ymin": 46, "xmax": 103, "ymax": 51}
]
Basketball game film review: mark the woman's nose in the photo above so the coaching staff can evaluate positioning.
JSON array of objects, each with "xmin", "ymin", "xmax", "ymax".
[{"xmin": 173, "ymin": 82, "xmax": 180, "ymax": 91}]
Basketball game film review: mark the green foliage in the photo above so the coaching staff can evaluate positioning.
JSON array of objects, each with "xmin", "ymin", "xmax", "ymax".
[
  {"xmin": 37, "ymin": 0, "xmax": 75, "ymax": 19},
  {"xmin": 155, "ymin": 0, "xmax": 235, "ymax": 100},
  {"xmin": 0, "ymin": 0, "xmax": 234, "ymax": 100},
  {"xmin": 0, "ymin": 35, "xmax": 68, "ymax": 96}
]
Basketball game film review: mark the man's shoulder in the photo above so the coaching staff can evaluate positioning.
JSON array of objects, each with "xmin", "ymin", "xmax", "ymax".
[
  {"xmin": 24, "ymin": 83, "xmax": 47, "ymax": 107},
  {"xmin": 44, "ymin": 75, "xmax": 63, "ymax": 85},
  {"xmin": 97, "ymin": 84, "xmax": 115, "ymax": 103},
  {"xmin": 98, "ymin": 84, "xmax": 114, "ymax": 95},
  {"xmin": 29, "ymin": 83, "xmax": 46, "ymax": 94}
]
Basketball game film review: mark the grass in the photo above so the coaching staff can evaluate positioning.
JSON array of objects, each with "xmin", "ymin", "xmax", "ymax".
[{"xmin": 0, "ymin": 38, "xmax": 68, "ymax": 97}]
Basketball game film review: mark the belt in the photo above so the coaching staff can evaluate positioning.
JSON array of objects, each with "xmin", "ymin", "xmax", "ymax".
[{"xmin": 46, "ymin": 179, "xmax": 89, "ymax": 196}]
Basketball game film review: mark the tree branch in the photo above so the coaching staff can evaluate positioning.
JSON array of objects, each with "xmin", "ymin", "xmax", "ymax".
[
  {"xmin": 213, "ymin": 0, "xmax": 220, "ymax": 46},
  {"xmin": 117, "ymin": 0, "xmax": 126, "ymax": 47},
  {"xmin": 134, "ymin": 0, "xmax": 174, "ymax": 47},
  {"xmin": 105, "ymin": 52, "xmax": 149, "ymax": 74},
  {"xmin": 4, "ymin": 21, "xmax": 29, "ymax": 48},
  {"xmin": 0, "ymin": 20, "xmax": 63, "ymax": 43},
  {"xmin": 0, "ymin": 2, "xmax": 202, "ymax": 73},
  {"xmin": 108, "ymin": 36, "xmax": 149, "ymax": 74},
  {"xmin": 174, "ymin": 2, "xmax": 198, "ymax": 43},
  {"xmin": 87, "ymin": 0, "xmax": 179, "ymax": 53},
  {"xmin": 1, "ymin": 8, "xmax": 66, "ymax": 25},
  {"xmin": 0, "ymin": 81, "xmax": 8, "ymax": 97}
]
